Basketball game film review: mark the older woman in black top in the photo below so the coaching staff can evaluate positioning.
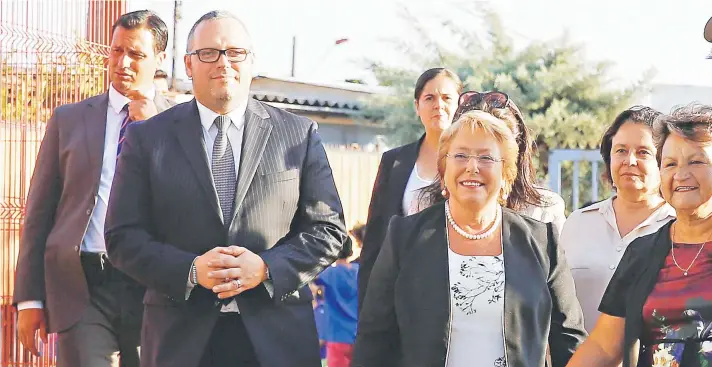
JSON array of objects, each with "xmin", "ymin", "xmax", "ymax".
[
  {"xmin": 569, "ymin": 103, "xmax": 712, "ymax": 366},
  {"xmin": 353, "ymin": 110, "xmax": 586, "ymax": 367}
]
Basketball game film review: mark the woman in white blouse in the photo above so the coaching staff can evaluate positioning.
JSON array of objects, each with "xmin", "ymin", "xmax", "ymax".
[
  {"xmin": 353, "ymin": 111, "xmax": 585, "ymax": 367},
  {"xmin": 561, "ymin": 106, "xmax": 675, "ymax": 331}
]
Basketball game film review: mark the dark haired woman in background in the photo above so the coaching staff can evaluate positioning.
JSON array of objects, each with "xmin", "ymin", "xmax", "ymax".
[
  {"xmin": 358, "ymin": 68, "xmax": 463, "ymax": 308},
  {"xmin": 560, "ymin": 106, "xmax": 674, "ymax": 332}
]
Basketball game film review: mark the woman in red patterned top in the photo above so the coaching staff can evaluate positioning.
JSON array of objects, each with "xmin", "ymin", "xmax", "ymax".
[{"xmin": 569, "ymin": 103, "xmax": 712, "ymax": 367}]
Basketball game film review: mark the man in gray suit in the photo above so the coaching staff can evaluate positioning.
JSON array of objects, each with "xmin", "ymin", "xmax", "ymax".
[
  {"xmin": 104, "ymin": 10, "xmax": 347, "ymax": 367},
  {"xmin": 13, "ymin": 10, "xmax": 172, "ymax": 367}
]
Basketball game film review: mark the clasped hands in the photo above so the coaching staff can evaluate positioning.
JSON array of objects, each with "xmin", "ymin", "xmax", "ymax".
[{"xmin": 194, "ymin": 246, "xmax": 268, "ymax": 299}]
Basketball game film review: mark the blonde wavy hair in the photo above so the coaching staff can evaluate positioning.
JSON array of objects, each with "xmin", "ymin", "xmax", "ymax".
[{"xmin": 435, "ymin": 110, "xmax": 520, "ymax": 205}]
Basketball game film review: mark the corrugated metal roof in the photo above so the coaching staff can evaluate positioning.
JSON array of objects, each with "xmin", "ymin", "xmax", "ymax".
[{"xmin": 250, "ymin": 93, "xmax": 361, "ymax": 111}]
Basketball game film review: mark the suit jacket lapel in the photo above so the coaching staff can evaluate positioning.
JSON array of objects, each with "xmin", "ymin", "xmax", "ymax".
[
  {"xmin": 500, "ymin": 209, "xmax": 548, "ymax": 362},
  {"xmin": 172, "ymin": 100, "xmax": 222, "ymax": 222},
  {"xmin": 401, "ymin": 204, "xmax": 451, "ymax": 363},
  {"xmin": 83, "ymin": 93, "xmax": 109, "ymax": 190},
  {"xmin": 428, "ymin": 208, "xmax": 452, "ymax": 363},
  {"xmin": 230, "ymin": 99, "xmax": 272, "ymax": 225},
  {"xmin": 387, "ymin": 136, "xmax": 423, "ymax": 216}
]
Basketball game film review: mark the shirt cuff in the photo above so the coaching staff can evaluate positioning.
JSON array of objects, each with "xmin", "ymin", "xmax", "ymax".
[
  {"xmin": 186, "ymin": 256, "xmax": 198, "ymax": 300},
  {"xmin": 186, "ymin": 280, "xmax": 195, "ymax": 300},
  {"xmin": 17, "ymin": 301, "xmax": 43, "ymax": 310},
  {"xmin": 263, "ymin": 280, "xmax": 274, "ymax": 298}
]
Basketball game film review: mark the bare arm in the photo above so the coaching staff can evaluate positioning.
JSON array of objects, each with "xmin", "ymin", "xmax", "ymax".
[{"xmin": 567, "ymin": 314, "xmax": 626, "ymax": 366}]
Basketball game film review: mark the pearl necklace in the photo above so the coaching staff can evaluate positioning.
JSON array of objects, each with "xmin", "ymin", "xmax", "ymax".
[{"xmin": 445, "ymin": 201, "xmax": 500, "ymax": 240}]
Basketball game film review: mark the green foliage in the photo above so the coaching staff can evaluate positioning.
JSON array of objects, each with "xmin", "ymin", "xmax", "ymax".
[{"xmin": 361, "ymin": 6, "xmax": 650, "ymax": 208}]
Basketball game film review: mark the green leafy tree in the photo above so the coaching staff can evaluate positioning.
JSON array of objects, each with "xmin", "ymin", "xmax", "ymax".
[{"xmin": 362, "ymin": 6, "xmax": 651, "ymax": 211}]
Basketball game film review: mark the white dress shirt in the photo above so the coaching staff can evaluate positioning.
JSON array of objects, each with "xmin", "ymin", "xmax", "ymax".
[
  {"xmin": 18, "ymin": 84, "xmax": 155, "ymax": 311},
  {"xmin": 560, "ymin": 197, "xmax": 675, "ymax": 331}
]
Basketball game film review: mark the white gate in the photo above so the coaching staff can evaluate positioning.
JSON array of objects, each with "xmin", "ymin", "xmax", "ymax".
[{"xmin": 548, "ymin": 149, "xmax": 609, "ymax": 211}]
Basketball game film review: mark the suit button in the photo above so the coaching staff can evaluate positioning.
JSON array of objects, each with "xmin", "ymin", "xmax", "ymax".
[{"xmin": 86, "ymin": 209, "xmax": 92, "ymax": 215}]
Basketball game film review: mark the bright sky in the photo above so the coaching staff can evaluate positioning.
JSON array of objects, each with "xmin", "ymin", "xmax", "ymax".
[{"xmin": 132, "ymin": 0, "xmax": 712, "ymax": 88}]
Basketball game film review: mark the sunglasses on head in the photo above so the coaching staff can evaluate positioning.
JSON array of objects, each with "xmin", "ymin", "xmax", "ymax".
[{"xmin": 454, "ymin": 91, "xmax": 524, "ymax": 123}]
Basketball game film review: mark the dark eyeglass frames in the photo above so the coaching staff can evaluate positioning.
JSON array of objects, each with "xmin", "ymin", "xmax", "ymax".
[{"xmin": 187, "ymin": 48, "xmax": 251, "ymax": 63}]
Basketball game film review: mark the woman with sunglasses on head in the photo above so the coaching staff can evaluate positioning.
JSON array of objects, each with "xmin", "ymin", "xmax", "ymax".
[
  {"xmin": 353, "ymin": 111, "xmax": 586, "ymax": 367},
  {"xmin": 568, "ymin": 103, "xmax": 712, "ymax": 367},
  {"xmin": 560, "ymin": 106, "xmax": 675, "ymax": 333},
  {"xmin": 429, "ymin": 90, "xmax": 567, "ymax": 230},
  {"xmin": 358, "ymin": 68, "xmax": 463, "ymax": 309}
]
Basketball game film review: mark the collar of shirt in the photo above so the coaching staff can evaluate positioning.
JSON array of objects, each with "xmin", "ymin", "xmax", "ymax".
[
  {"xmin": 582, "ymin": 196, "xmax": 677, "ymax": 226},
  {"xmin": 195, "ymin": 99, "xmax": 247, "ymax": 132},
  {"xmin": 108, "ymin": 83, "xmax": 156, "ymax": 114}
]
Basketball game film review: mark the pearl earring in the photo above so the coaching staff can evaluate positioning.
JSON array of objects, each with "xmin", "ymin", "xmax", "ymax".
[{"xmin": 441, "ymin": 188, "xmax": 448, "ymax": 197}]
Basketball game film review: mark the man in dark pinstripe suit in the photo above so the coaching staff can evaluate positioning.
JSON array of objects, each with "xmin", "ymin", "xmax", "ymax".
[{"xmin": 104, "ymin": 10, "xmax": 347, "ymax": 367}]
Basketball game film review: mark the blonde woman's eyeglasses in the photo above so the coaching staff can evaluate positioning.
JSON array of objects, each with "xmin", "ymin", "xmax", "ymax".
[{"xmin": 446, "ymin": 153, "xmax": 503, "ymax": 167}]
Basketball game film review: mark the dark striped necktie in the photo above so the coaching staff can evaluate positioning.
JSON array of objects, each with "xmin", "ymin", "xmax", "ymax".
[
  {"xmin": 117, "ymin": 104, "xmax": 132, "ymax": 156},
  {"xmin": 212, "ymin": 115, "xmax": 236, "ymax": 225}
]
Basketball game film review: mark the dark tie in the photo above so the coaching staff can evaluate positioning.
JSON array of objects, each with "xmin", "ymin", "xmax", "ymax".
[
  {"xmin": 212, "ymin": 115, "xmax": 236, "ymax": 225},
  {"xmin": 117, "ymin": 104, "xmax": 132, "ymax": 156}
]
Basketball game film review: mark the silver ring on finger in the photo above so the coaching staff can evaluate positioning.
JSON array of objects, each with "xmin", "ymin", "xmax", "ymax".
[{"xmin": 233, "ymin": 279, "xmax": 241, "ymax": 289}]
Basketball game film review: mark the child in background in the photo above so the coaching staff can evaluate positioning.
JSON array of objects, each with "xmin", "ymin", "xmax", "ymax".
[
  {"xmin": 309, "ymin": 282, "xmax": 327, "ymax": 366},
  {"xmin": 315, "ymin": 223, "xmax": 365, "ymax": 367}
]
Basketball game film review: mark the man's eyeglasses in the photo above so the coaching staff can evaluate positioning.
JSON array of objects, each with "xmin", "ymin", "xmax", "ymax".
[
  {"xmin": 187, "ymin": 48, "xmax": 251, "ymax": 63},
  {"xmin": 454, "ymin": 91, "xmax": 524, "ymax": 124},
  {"xmin": 446, "ymin": 153, "xmax": 504, "ymax": 168}
]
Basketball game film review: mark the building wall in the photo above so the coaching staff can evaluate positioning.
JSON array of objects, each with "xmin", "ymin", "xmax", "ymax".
[
  {"xmin": 641, "ymin": 84, "xmax": 712, "ymax": 113},
  {"xmin": 316, "ymin": 123, "xmax": 387, "ymax": 149}
]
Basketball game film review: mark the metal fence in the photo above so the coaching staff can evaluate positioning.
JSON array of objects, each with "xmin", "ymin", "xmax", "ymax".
[
  {"xmin": 548, "ymin": 149, "xmax": 611, "ymax": 211},
  {"xmin": 323, "ymin": 146, "xmax": 381, "ymax": 231},
  {"xmin": 1, "ymin": 1, "xmax": 127, "ymax": 365}
]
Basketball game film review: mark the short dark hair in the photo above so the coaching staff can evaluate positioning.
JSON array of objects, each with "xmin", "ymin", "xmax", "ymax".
[
  {"xmin": 349, "ymin": 223, "xmax": 366, "ymax": 245},
  {"xmin": 413, "ymin": 68, "xmax": 463, "ymax": 101},
  {"xmin": 338, "ymin": 237, "xmax": 354, "ymax": 260},
  {"xmin": 154, "ymin": 69, "xmax": 168, "ymax": 79},
  {"xmin": 599, "ymin": 106, "xmax": 662, "ymax": 184},
  {"xmin": 112, "ymin": 10, "xmax": 168, "ymax": 54},
  {"xmin": 186, "ymin": 10, "xmax": 251, "ymax": 53},
  {"xmin": 654, "ymin": 103, "xmax": 712, "ymax": 162}
]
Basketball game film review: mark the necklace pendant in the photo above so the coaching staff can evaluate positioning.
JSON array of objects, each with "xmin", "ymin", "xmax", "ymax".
[{"xmin": 684, "ymin": 271, "xmax": 688, "ymax": 276}]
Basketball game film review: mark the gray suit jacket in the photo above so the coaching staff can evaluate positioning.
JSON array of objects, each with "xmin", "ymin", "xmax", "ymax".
[
  {"xmin": 104, "ymin": 98, "xmax": 347, "ymax": 367},
  {"xmin": 13, "ymin": 92, "xmax": 173, "ymax": 333}
]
